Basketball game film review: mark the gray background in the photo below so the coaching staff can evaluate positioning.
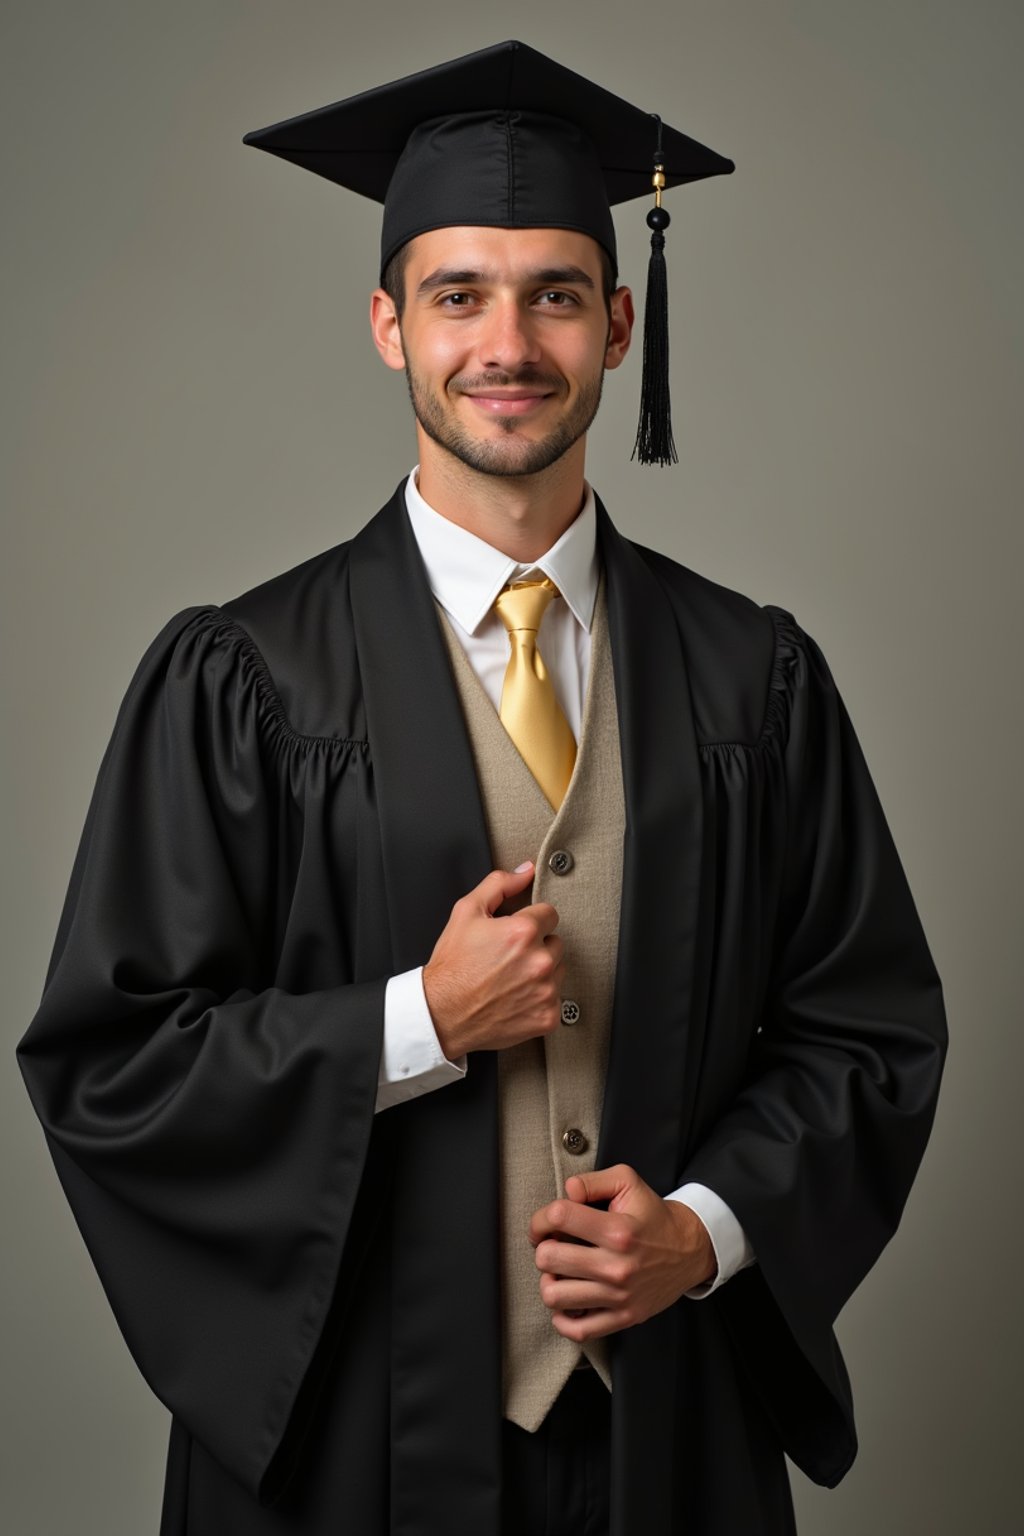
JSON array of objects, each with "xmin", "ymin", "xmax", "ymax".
[{"xmin": 3, "ymin": 1, "xmax": 1021, "ymax": 1531}]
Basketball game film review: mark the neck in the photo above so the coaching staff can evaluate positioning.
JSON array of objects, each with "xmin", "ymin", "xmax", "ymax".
[{"xmin": 415, "ymin": 435, "xmax": 588, "ymax": 562}]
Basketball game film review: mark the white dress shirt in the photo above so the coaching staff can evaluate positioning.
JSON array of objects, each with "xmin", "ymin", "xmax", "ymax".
[{"xmin": 375, "ymin": 469, "xmax": 754, "ymax": 1295}]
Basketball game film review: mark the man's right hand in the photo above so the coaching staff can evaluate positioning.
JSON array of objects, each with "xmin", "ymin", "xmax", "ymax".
[{"xmin": 423, "ymin": 863, "xmax": 564, "ymax": 1060}]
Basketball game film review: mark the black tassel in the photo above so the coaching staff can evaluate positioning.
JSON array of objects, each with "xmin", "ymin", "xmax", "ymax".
[
  {"xmin": 632, "ymin": 205, "xmax": 677, "ymax": 465},
  {"xmin": 633, "ymin": 120, "xmax": 677, "ymax": 467}
]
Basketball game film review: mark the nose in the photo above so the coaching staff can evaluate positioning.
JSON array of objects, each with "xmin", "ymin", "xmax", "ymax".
[{"xmin": 478, "ymin": 296, "xmax": 542, "ymax": 373}]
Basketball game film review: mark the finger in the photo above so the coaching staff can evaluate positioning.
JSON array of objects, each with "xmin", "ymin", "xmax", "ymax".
[
  {"xmin": 476, "ymin": 864, "xmax": 535, "ymax": 916},
  {"xmin": 542, "ymin": 933, "xmax": 564, "ymax": 965},
  {"xmin": 529, "ymin": 1197, "xmax": 614, "ymax": 1248},
  {"xmin": 551, "ymin": 1307, "xmax": 625, "ymax": 1342},
  {"xmin": 539, "ymin": 1275, "xmax": 627, "ymax": 1312},
  {"xmin": 517, "ymin": 900, "xmax": 560, "ymax": 938},
  {"xmin": 534, "ymin": 1238, "xmax": 616, "ymax": 1280},
  {"xmin": 564, "ymin": 1163, "xmax": 637, "ymax": 1207}
]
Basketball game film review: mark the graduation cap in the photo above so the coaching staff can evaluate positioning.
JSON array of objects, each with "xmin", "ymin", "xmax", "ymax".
[{"xmin": 243, "ymin": 40, "xmax": 734, "ymax": 466}]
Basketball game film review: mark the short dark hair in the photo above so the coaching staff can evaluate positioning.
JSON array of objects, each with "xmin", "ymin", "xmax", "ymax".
[{"xmin": 381, "ymin": 237, "xmax": 619, "ymax": 321}]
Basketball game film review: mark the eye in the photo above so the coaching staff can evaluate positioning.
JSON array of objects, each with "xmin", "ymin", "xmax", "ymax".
[
  {"xmin": 536, "ymin": 290, "xmax": 577, "ymax": 307},
  {"xmin": 438, "ymin": 291, "xmax": 477, "ymax": 309}
]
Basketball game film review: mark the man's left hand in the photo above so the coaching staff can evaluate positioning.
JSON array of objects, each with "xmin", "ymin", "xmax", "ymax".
[{"xmin": 529, "ymin": 1164, "xmax": 717, "ymax": 1341}]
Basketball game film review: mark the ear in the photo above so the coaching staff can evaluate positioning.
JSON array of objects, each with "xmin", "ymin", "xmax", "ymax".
[
  {"xmin": 370, "ymin": 288, "xmax": 406, "ymax": 371},
  {"xmin": 604, "ymin": 286, "xmax": 635, "ymax": 372}
]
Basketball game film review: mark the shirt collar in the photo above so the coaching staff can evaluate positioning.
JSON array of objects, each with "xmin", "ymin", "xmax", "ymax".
[{"xmin": 404, "ymin": 468, "xmax": 599, "ymax": 636}]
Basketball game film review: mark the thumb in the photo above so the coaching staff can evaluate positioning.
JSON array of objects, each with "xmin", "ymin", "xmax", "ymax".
[
  {"xmin": 476, "ymin": 862, "xmax": 535, "ymax": 916},
  {"xmin": 565, "ymin": 1164, "xmax": 638, "ymax": 1208}
]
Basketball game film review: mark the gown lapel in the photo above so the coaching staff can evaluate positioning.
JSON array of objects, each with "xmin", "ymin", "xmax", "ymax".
[
  {"xmin": 595, "ymin": 498, "xmax": 708, "ymax": 1191},
  {"xmin": 349, "ymin": 484, "xmax": 503, "ymax": 1536},
  {"xmin": 596, "ymin": 498, "xmax": 710, "ymax": 1536}
]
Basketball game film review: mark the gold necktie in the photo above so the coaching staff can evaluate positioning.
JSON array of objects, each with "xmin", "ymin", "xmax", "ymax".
[{"xmin": 494, "ymin": 578, "xmax": 577, "ymax": 810}]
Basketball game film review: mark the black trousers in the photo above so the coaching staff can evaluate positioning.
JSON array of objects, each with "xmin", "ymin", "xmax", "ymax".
[{"xmin": 500, "ymin": 1366, "xmax": 612, "ymax": 1536}]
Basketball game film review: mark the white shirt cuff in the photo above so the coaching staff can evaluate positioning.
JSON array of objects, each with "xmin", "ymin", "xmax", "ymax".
[
  {"xmin": 665, "ymin": 1182, "xmax": 756, "ymax": 1299},
  {"xmin": 375, "ymin": 966, "xmax": 467, "ymax": 1112}
]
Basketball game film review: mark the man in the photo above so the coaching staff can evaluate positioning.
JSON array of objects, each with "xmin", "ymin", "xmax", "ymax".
[{"xmin": 17, "ymin": 40, "xmax": 946, "ymax": 1536}]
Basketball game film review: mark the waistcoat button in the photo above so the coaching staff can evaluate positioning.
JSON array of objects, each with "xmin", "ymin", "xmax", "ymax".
[
  {"xmin": 562, "ymin": 1127, "xmax": 589, "ymax": 1155},
  {"xmin": 560, "ymin": 999, "xmax": 581, "ymax": 1025},
  {"xmin": 549, "ymin": 849, "xmax": 574, "ymax": 875}
]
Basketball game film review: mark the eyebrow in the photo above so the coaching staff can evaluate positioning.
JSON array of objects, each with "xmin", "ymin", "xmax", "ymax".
[{"xmin": 415, "ymin": 264, "xmax": 597, "ymax": 297}]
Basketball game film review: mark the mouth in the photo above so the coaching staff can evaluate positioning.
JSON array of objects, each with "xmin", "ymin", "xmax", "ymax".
[{"xmin": 462, "ymin": 390, "xmax": 555, "ymax": 417}]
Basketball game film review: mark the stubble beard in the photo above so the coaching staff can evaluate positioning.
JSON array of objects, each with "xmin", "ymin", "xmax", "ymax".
[{"xmin": 403, "ymin": 362, "xmax": 606, "ymax": 479}]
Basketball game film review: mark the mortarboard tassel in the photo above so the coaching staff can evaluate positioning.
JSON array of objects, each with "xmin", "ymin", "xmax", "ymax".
[{"xmin": 632, "ymin": 117, "xmax": 677, "ymax": 466}]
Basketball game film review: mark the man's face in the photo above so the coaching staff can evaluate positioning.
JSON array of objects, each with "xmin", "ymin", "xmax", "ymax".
[{"xmin": 371, "ymin": 227, "xmax": 633, "ymax": 479}]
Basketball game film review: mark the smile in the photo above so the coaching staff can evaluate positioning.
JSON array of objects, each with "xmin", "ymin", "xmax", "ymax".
[{"xmin": 462, "ymin": 392, "xmax": 555, "ymax": 416}]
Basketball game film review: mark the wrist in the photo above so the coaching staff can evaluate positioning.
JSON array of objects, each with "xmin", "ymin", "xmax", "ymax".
[
  {"xmin": 422, "ymin": 961, "xmax": 463, "ymax": 1060},
  {"xmin": 665, "ymin": 1198, "xmax": 717, "ymax": 1290}
]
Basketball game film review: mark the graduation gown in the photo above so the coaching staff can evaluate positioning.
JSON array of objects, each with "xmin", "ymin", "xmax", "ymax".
[{"xmin": 17, "ymin": 483, "xmax": 947, "ymax": 1536}]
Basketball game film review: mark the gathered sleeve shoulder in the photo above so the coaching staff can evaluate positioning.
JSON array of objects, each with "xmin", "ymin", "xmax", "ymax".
[
  {"xmin": 684, "ymin": 606, "xmax": 948, "ymax": 1484},
  {"xmin": 18, "ymin": 606, "xmax": 386, "ymax": 1502}
]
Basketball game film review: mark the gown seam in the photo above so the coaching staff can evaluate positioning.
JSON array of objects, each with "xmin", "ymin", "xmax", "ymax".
[
  {"xmin": 188, "ymin": 606, "xmax": 370, "ymax": 751},
  {"xmin": 699, "ymin": 606, "xmax": 801, "ymax": 755},
  {"xmin": 631, "ymin": 540, "xmax": 801, "ymax": 756}
]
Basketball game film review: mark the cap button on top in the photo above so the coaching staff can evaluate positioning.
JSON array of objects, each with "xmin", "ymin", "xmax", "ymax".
[
  {"xmin": 549, "ymin": 849, "xmax": 574, "ymax": 876},
  {"xmin": 562, "ymin": 1127, "xmax": 589, "ymax": 1156}
]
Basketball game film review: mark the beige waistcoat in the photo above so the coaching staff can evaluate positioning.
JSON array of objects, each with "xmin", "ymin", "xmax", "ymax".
[{"xmin": 436, "ymin": 575, "xmax": 625, "ymax": 1432}]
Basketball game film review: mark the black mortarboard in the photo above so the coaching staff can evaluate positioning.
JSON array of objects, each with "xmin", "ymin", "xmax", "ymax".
[{"xmin": 243, "ymin": 41, "xmax": 734, "ymax": 465}]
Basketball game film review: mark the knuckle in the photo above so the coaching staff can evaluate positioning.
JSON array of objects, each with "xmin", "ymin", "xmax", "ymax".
[
  {"xmin": 607, "ymin": 1221, "xmax": 634, "ymax": 1253},
  {"xmin": 505, "ymin": 916, "xmax": 531, "ymax": 949},
  {"xmin": 607, "ymin": 1259, "xmax": 634, "ymax": 1289},
  {"xmin": 547, "ymin": 1201, "xmax": 568, "ymax": 1229}
]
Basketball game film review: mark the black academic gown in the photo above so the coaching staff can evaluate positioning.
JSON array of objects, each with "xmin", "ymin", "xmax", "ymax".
[{"xmin": 17, "ymin": 483, "xmax": 947, "ymax": 1536}]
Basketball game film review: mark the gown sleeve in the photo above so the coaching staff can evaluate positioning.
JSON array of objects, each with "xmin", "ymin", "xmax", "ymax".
[
  {"xmin": 681, "ymin": 611, "xmax": 948, "ymax": 1483},
  {"xmin": 16, "ymin": 607, "xmax": 386, "ymax": 1502}
]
